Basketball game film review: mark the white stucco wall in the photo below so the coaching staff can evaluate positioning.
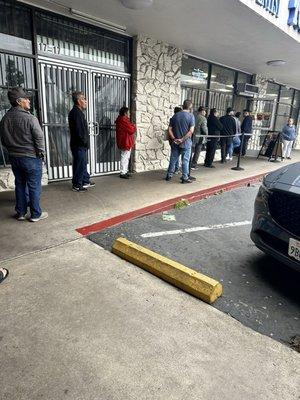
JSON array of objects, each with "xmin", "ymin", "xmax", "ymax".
[{"xmin": 239, "ymin": 0, "xmax": 300, "ymax": 43}]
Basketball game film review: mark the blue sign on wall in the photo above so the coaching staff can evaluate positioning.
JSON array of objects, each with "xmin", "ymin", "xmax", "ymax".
[
  {"xmin": 288, "ymin": 0, "xmax": 300, "ymax": 31},
  {"xmin": 256, "ymin": 0, "xmax": 280, "ymax": 17}
]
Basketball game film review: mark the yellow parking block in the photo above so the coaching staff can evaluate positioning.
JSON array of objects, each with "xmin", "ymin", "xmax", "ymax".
[{"xmin": 112, "ymin": 237, "xmax": 222, "ymax": 304}]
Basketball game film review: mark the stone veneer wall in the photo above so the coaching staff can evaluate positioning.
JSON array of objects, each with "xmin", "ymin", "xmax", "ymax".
[{"xmin": 132, "ymin": 35, "xmax": 183, "ymax": 172}]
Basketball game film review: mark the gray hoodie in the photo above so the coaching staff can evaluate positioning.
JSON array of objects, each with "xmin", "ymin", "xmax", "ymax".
[{"xmin": 0, "ymin": 106, "xmax": 45, "ymax": 158}]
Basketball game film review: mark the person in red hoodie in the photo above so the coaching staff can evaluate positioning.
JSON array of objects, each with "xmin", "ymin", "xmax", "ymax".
[{"xmin": 115, "ymin": 107, "xmax": 136, "ymax": 179}]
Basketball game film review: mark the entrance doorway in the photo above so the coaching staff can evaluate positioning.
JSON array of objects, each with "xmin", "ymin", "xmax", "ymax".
[{"xmin": 39, "ymin": 59, "xmax": 130, "ymax": 180}]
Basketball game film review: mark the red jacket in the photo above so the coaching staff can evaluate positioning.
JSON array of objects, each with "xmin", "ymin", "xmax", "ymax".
[{"xmin": 115, "ymin": 115, "xmax": 136, "ymax": 151}]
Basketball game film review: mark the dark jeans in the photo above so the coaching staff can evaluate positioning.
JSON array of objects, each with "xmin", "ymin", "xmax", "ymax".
[
  {"xmin": 242, "ymin": 135, "xmax": 251, "ymax": 156},
  {"xmin": 10, "ymin": 156, "xmax": 42, "ymax": 219},
  {"xmin": 71, "ymin": 147, "xmax": 90, "ymax": 187},
  {"xmin": 220, "ymin": 137, "xmax": 233, "ymax": 162},
  {"xmin": 204, "ymin": 138, "xmax": 218, "ymax": 166}
]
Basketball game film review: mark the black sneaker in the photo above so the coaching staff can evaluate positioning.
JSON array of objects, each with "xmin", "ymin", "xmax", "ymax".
[
  {"xmin": 165, "ymin": 175, "xmax": 172, "ymax": 181},
  {"xmin": 120, "ymin": 174, "xmax": 130, "ymax": 179},
  {"xmin": 204, "ymin": 164, "xmax": 215, "ymax": 168},
  {"xmin": 72, "ymin": 186, "xmax": 87, "ymax": 192},
  {"xmin": 188, "ymin": 176, "xmax": 196, "ymax": 181},
  {"xmin": 83, "ymin": 181, "xmax": 95, "ymax": 188},
  {"xmin": 181, "ymin": 178, "xmax": 193, "ymax": 184}
]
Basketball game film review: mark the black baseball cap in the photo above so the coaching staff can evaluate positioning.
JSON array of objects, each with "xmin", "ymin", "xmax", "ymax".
[{"xmin": 8, "ymin": 87, "xmax": 31, "ymax": 104}]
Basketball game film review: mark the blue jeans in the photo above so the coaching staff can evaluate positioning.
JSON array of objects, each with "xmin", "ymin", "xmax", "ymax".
[
  {"xmin": 227, "ymin": 141, "xmax": 234, "ymax": 158},
  {"xmin": 167, "ymin": 144, "xmax": 191, "ymax": 181},
  {"xmin": 71, "ymin": 147, "xmax": 90, "ymax": 187},
  {"xmin": 10, "ymin": 156, "xmax": 43, "ymax": 219}
]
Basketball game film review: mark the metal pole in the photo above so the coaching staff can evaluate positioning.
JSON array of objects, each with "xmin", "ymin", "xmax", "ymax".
[{"xmin": 231, "ymin": 133, "xmax": 245, "ymax": 171}]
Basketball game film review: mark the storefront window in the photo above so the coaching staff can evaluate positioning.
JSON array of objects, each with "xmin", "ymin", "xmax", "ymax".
[
  {"xmin": 0, "ymin": 1, "xmax": 33, "ymax": 54},
  {"xmin": 265, "ymin": 82, "xmax": 279, "ymax": 100},
  {"xmin": 35, "ymin": 13, "xmax": 130, "ymax": 73},
  {"xmin": 291, "ymin": 91, "xmax": 300, "ymax": 122},
  {"xmin": 210, "ymin": 65, "xmax": 235, "ymax": 93},
  {"xmin": 181, "ymin": 56, "xmax": 209, "ymax": 90}
]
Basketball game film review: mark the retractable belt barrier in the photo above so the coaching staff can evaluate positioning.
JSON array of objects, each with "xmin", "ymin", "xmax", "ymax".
[{"xmin": 188, "ymin": 132, "xmax": 271, "ymax": 172}]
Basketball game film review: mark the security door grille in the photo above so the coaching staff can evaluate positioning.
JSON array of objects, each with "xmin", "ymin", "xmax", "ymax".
[{"xmin": 39, "ymin": 61, "xmax": 129, "ymax": 180}]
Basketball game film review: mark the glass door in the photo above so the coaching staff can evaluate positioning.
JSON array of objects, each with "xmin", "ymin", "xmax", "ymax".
[
  {"xmin": 39, "ymin": 62, "xmax": 89, "ymax": 180},
  {"xmin": 91, "ymin": 72, "xmax": 129, "ymax": 174}
]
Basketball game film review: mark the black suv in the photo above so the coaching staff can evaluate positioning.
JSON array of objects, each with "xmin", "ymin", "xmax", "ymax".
[{"xmin": 251, "ymin": 162, "xmax": 300, "ymax": 271}]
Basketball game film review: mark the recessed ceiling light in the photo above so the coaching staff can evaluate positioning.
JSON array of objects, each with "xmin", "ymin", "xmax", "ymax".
[
  {"xmin": 266, "ymin": 60, "xmax": 287, "ymax": 66},
  {"xmin": 120, "ymin": 0, "xmax": 153, "ymax": 9}
]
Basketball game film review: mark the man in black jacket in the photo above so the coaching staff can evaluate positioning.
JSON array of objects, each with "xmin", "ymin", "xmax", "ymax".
[
  {"xmin": 68, "ymin": 91, "xmax": 94, "ymax": 192},
  {"xmin": 219, "ymin": 107, "xmax": 236, "ymax": 163},
  {"xmin": 241, "ymin": 109, "xmax": 253, "ymax": 156}
]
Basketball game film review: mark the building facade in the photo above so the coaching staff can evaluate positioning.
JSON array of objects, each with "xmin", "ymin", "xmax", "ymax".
[{"xmin": 0, "ymin": 0, "xmax": 299, "ymax": 189}]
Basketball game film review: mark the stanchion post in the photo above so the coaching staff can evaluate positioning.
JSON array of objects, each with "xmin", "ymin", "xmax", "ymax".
[{"xmin": 231, "ymin": 133, "xmax": 245, "ymax": 171}]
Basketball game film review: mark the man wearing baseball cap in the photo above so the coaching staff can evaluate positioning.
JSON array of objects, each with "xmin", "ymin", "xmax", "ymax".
[{"xmin": 0, "ymin": 87, "xmax": 47, "ymax": 222}]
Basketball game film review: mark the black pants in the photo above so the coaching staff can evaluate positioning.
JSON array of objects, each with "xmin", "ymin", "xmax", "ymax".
[
  {"xmin": 220, "ymin": 137, "xmax": 233, "ymax": 162},
  {"xmin": 71, "ymin": 146, "xmax": 90, "ymax": 187},
  {"xmin": 242, "ymin": 135, "xmax": 250, "ymax": 156},
  {"xmin": 204, "ymin": 138, "xmax": 218, "ymax": 166}
]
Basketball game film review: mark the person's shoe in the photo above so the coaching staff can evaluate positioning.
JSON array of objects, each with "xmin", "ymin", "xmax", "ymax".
[
  {"xmin": 204, "ymin": 164, "xmax": 215, "ymax": 168},
  {"xmin": 72, "ymin": 186, "xmax": 88, "ymax": 192},
  {"xmin": 229, "ymin": 157, "xmax": 233, "ymax": 161},
  {"xmin": 120, "ymin": 173, "xmax": 130, "ymax": 179},
  {"xmin": 165, "ymin": 175, "xmax": 172, "ymax": 181},
  {"xmin": 29, "ymin": 212, "xmax": 48, "ymax": 223},
  {"xmin": 189, "ymin": 176, "xmax": 196, "ymax": 181},
  {"xmin": 190, "ymin": 166, "xmax": 198, "ymax": 170},
  {"xmin": 125, "ymin": 173, "xmax": 133, "ymax": 178},
  {"xmin": 181, "ymin": 178, "xmax": 193, "ymax": 184},
  {"xmin": 14, "ymin": 213, "xmax": 27, "ymax": 221},
  {"xmin": 287, "ymin": 157, "xmax": 292, "ymax": 160},
  {"xmin": 221, "ymin": 160, "xmax": 227, "ymax": 164},
  {"xmin": 83, "ymin": 181, "xmax": 95, "ymax": 188}
]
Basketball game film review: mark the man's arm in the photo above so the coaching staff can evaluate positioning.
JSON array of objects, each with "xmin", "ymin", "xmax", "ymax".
[
  {"xmin": 168, "ymin": 126, "xmax": 176, "ymax": 141},
  {"xmin": 31, "ymin": 117, "xmax": 45, "ymax": 155},
  {"xmin": 201, "ymin": 118, "xmax": 208, "ymax": 136},
  {"xmin": 72, "ymin": 110, "xmax": 89, "ymax": 146}
]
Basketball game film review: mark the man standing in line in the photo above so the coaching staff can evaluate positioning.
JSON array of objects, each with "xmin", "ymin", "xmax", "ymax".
[
  {"xmin": 0, "ymin": 87, "xmax": 47, "ymax": 222},
  {"xmin": 68, "ymin": 91, "xmax": 95, "ymax": 192},
  {"xmin": 282, "ymin": 118, "xmax": 296, "ymax": 160},
  {"xmin": 166, "ymin": 99, "xmax": 195, "ymax": 184},
  {"xmin": 241, "ymin": 109, "xmax": 253, "ymax": 156},
  {"xmin": 219, "ymin": 107, "xmax": 236, "ymax": 163},
  {"xmin": 191, "ymin": 106, "xmax": 208, "ymax": 170}
]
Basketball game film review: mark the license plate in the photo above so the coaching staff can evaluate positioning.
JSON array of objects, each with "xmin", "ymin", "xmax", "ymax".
[{"xmin": 288, "ymin": 238, "xmax": 300, "ymax": 261}]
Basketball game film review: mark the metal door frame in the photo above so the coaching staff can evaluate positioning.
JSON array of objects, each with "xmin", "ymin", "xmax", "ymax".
[{"xmin": 38, "ymin": 57, "xmax": 130, "ymax": 181}]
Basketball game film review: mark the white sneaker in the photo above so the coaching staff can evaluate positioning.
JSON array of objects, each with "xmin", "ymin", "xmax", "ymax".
[
  {"xmin": 229, "ymin": 157, "xmax": 233, "ymax": 161},
  {"xmin": 29, "ymin": 211, "xmax": 48, "ymax": 222},
  {"xmin": 226, "ymin": 155, "xmax": 230, "ymax": 160}
]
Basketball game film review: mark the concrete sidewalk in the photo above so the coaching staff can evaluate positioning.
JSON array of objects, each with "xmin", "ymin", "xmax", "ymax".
[
  {"xmin": 1, "ymin": 238, "xmax": 299, "ymax": 400},
  {"xmin": 0, "ymin": 153, "xmax": 299, "ymax": 262},
  {"xmin": 1, "ymin": 154, "xmax": 300, "ymax": 400}
]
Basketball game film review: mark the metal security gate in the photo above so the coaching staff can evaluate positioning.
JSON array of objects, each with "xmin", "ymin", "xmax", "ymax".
[{"xmin": 39, "ymin": 59, "xmax": 130, "ymax": 180}]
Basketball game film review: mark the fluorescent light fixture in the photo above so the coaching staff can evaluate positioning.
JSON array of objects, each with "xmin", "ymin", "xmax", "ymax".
[
  {"xmin": 120, "ymin": 0, "xmax": 153, "ymax": 9},
  {"xmin": 266, "ymin": 60, "xmax": 287, "ymax": 66},
  {"xmin": 70, "ymin": 9, "xmax": 126, "ymax": 32}
]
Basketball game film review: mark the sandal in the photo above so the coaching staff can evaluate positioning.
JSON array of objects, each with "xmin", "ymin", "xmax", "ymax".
[{"xmin": 0, "ymin": 268, "xmax": 9, "ymax": 283}]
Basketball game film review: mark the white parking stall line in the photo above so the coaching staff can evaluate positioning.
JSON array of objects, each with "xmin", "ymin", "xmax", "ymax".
[{"xmin": 140, "ymin": 220, "xmax": 252, "ymax": 238}]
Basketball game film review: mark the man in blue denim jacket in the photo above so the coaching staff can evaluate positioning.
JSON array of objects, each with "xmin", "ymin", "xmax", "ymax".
[{"xmin": 0, "ymin": 87, "xmax": 47, "ymax": 222}]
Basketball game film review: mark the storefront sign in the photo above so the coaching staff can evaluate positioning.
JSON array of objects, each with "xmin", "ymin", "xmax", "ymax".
[
  {"xmin": 191, "ymin": 68, "xmax": 207, "ymax": 82},
  {"xmin": 256, "ymin": 0, "xmax": 280, "ymax": 17},
  {"xmin": 288, "ymin": 0, "xmax": 300, "ymax": 31}
]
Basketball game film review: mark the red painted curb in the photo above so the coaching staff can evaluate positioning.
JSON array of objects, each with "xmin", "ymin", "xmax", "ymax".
[{"xmin": 76, "ymin": 173, "xmax": 265, "ymax": 236}]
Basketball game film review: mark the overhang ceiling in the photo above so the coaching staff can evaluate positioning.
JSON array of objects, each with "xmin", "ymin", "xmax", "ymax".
[{"xmin": 23, "ymin": 0, "xmax": 300, "ymax": 88}]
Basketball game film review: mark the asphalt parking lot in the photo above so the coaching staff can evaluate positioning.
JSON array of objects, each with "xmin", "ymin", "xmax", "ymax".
[{"xmin": 89, "ymin": 185, "xmax": 300, "ymax": 349}]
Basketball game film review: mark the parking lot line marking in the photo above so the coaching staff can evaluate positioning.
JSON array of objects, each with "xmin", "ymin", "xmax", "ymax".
[
  {"xmin": 112, "ymin": 237, "xmax": 222, "ymax": 304},
  {"xmin": 141, "ymin": 220, "xmax": 252, "ymax": 238}
]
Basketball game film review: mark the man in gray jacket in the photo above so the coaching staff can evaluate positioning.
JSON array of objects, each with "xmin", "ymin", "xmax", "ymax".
[
  {"xmin": 0, "ymin": 87, "xmax": 47, "ymax": 222},
  {"xmin": 191, "ymin": 106, "xmax": 208, "ymax": 169}
]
